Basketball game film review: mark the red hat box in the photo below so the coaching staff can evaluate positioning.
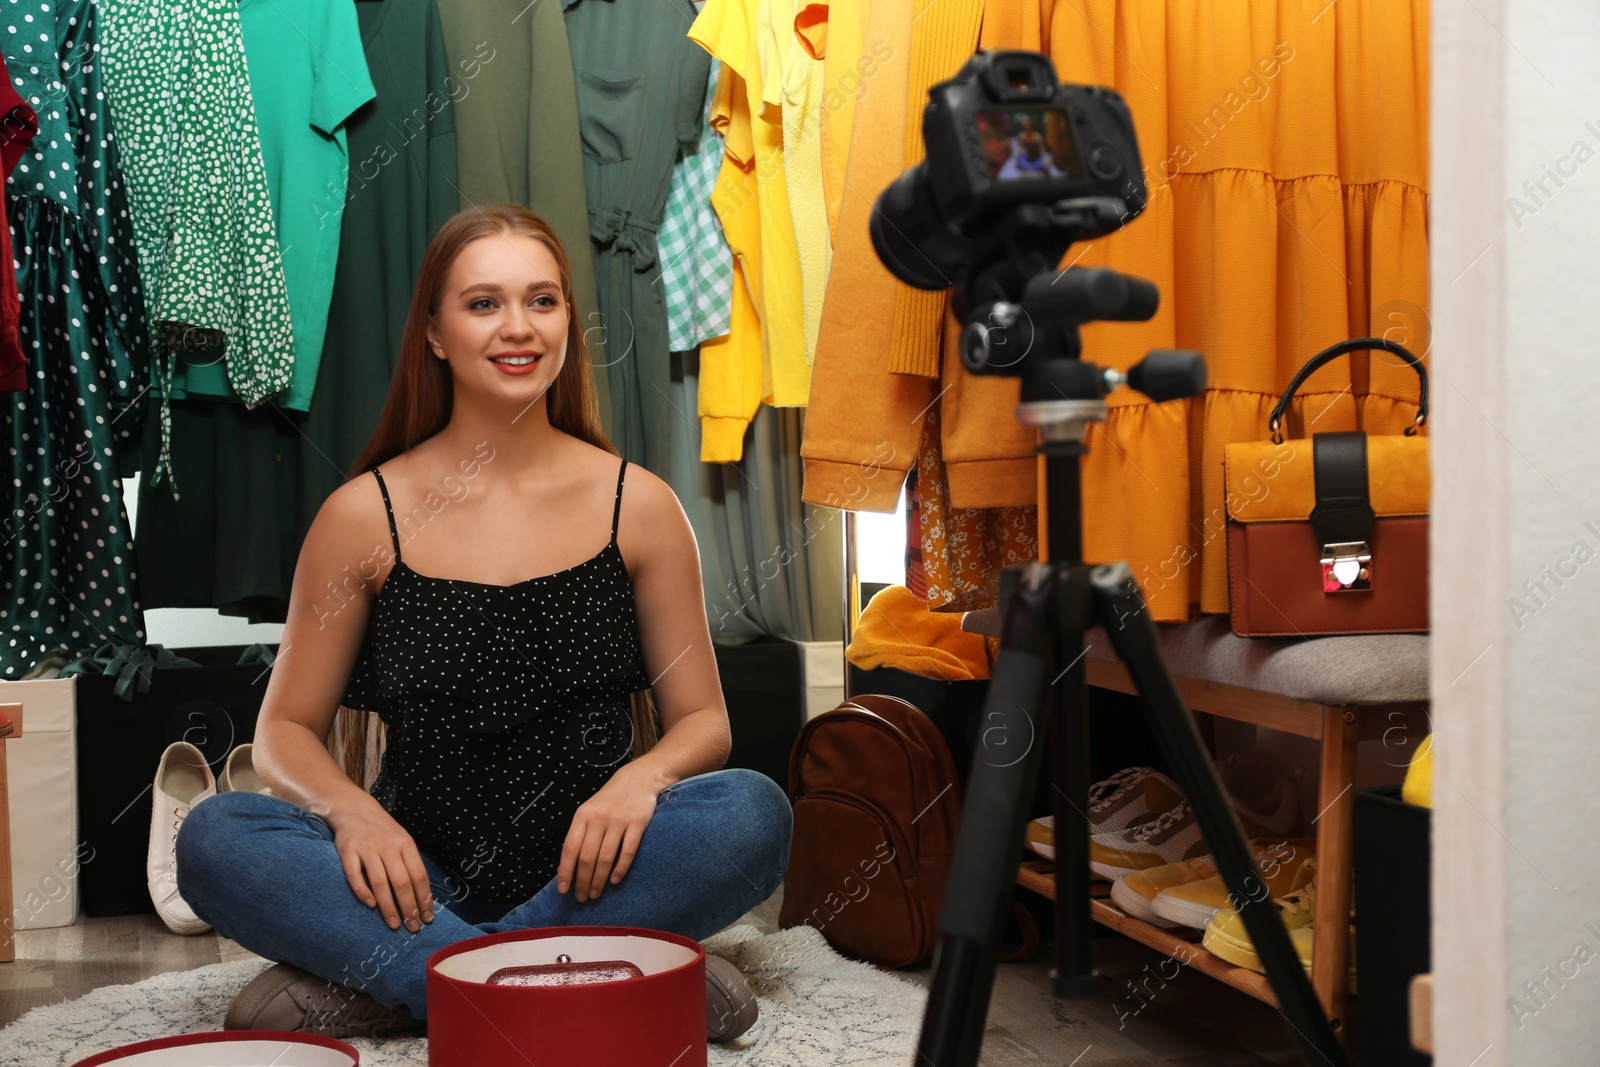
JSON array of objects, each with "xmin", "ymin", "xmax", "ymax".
[
  {"xmin": 426, "ymin": 925, "xmax": 707, "ymax": 1066},
  {"xmin": 71, "ymin": 1031, "xmax": 360, "ymax": 1065}
]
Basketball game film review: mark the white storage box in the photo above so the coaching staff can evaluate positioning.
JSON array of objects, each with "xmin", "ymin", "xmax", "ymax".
[{"xmin": 1, "ymin": 676, "xmax": 81, "ymax": 930}]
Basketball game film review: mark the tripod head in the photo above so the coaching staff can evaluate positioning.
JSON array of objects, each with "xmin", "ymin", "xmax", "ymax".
[{"xmin": 949, "ymin": 196, "xmax": 1206, "ymax": 439}]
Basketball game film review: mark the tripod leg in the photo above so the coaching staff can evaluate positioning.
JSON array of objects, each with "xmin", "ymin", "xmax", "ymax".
[
  {"xmin": 1051, "ymin": 562, "xmax": 1101, "ymax": 1000},
  {"xmin": 1089, "ymin": 563, "xmax": 1348, "ymax": 1067},
  {"xmin": 917, "ymin": 563, "xmax": 1062, "ymax": 1067}
]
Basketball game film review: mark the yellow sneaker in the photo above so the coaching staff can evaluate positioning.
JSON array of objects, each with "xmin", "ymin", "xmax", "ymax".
[
  {"xmin": 1152, "ymin": 842, "xmax": 1317, "ymax": 930},
  {"xmin": 1024, "ymin": 816, "xmax": 1056, "ymax": 861},
  {"xmin": 1201, "ymin": 884, "xmax": 1318, "ymax": 971},
  {"xmin": 1200, "ymin": 882, "xmax": 1359, "ymax": 993},
  {"xmin": 1109, "ymin": 855, "xmax": 1217, "ymax": 927}
]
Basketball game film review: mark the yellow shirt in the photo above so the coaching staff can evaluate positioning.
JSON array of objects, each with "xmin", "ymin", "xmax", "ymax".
[
  {"xmin": 776, "ymin": 10, "xmax": 829, "ymax": 365},
  {"xmin": 700, "ymin": 65, "xmax": 766, "ymax": 461},
  {"xmin": 794, "ymin": 0, "xmax": 873, "ymax": 244},
  {"xmin": 691, "ymin": 0, "xmax": 813, "ymax": 406}
]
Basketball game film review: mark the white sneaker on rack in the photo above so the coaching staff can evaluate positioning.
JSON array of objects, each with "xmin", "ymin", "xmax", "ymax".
[{"xmin": 148, "ymin": 741, "xmax": 216, "ymax": 935}]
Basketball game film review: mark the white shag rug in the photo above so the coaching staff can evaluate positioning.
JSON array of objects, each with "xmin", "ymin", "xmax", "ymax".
[{"xmin": 0, "ymin": 924, "xmax": 930, "ymax": 1066}]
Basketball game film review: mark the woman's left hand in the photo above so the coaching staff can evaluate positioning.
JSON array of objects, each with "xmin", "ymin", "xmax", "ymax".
[{"xmin": 557, "ymin": 762, "xmax": 665, "ymax": 902}]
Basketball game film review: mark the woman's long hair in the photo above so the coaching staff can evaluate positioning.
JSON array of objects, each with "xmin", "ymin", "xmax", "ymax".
[{"xmin": 332, "ymin": 204, "xmax": 659, "ymax": 786}]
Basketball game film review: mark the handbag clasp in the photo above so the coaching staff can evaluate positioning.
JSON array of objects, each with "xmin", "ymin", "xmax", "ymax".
[{"xmin": 1321, "ymin": 541, "xmax": 1373, "ymax": 592}]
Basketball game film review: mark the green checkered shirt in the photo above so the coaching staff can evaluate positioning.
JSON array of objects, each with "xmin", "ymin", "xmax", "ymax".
[{"xmin": 658, "ymin": 59, "xmax": 733, "ymax": 352}]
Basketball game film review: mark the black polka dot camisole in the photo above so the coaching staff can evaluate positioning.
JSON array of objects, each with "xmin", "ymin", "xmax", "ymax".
[{"xmin": 341, "ymin": 459, "xmax": 651, "ymax": 905}]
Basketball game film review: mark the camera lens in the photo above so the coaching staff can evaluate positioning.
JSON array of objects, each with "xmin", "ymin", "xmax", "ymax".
[
  {"xmin": 960, "ymin": 319, "xmax": 993, "ymax": 371},
  {"xmin": 869, "ymin": 166, "xmax": 972, "ymax": 291}
]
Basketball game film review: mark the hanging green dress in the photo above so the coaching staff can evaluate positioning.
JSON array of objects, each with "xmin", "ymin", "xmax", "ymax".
[
  {"xmin": 131, "ymin": 0, "xmax": 458, "ymax": 622},
  {"xmin": 563, "ymin": 0, "xmax": 710, "ymax": 472},
  {"xmin": 2, "ymin": 0, "xmax": 151, "ymax": 677},
  {"xmin": 435, "ymin": 0, "xmax": 612, "ymax": 431}
]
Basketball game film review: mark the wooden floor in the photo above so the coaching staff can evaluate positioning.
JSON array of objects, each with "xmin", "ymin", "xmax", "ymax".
[{"xmin": 1, "ymin": 889, "xmax": 1304, "ymax": 1065}]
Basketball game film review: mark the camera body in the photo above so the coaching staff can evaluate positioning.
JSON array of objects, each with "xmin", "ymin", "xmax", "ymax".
[
  {"xmin": 922, "ymin": 50, "xmax": 1146, "ymax": 237},
  {"xmin": 870, "ymin": 50, "xmax": 1148, "ymax": 291}
]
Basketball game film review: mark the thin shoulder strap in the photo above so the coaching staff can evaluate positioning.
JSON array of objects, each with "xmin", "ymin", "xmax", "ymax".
[
  {"xmin": 370, "ymin": 467, "xmax": 403, "ymax": 564},
  {"xmin": 610, "ymin": 459, "xmax": 627, "ymax": 545}
]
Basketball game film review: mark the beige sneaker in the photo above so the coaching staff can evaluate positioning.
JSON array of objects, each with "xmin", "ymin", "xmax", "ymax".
[
  {"xmin": 1024, "ymin": 766, "xmax": 1186, "ymax": 862},
  {"xmin": 1089, "ymin": 801, "xmax": 1206, "ymax": 879},
  {"xmin": 224, "ymin": 962, "xmax": 424, "ymax": 1038},
  {"xmin": 148, "ymin": 741, "xmax": 216, "ymax": 936},
  {"xmin": 218, "ymin": 743, "xmax": 275, "ymax": 796}
]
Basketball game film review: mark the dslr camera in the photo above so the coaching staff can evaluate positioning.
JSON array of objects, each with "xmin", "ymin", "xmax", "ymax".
[{"xmin": 871, "ymin": 50, "xmax": 1147, "ymax": 292}]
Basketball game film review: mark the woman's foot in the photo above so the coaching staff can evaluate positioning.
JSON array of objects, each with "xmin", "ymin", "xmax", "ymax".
[
  {"xmin": 224, "ymin": 962, "xmax": 425, "ymax": 1038},
  {"xmin": 705, "ymin": 953, "xmax": 758, "ymax": 1041}
]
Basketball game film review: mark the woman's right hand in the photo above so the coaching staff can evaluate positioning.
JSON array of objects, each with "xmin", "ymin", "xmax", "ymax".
[{"xmin": 328, "ymin": 802, "xmax": 435, "ymax": 933}]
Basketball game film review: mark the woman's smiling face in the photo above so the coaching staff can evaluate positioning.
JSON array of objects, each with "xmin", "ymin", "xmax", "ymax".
[{"xmin": 427, "ymin": 232, "xmax": 570, "ymax": 403}]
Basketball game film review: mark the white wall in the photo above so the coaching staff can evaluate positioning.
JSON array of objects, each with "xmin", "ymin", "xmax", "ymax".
[{"xmin": 1434, "ymin": 3, "xmax": 1600, "ymax": 1063}]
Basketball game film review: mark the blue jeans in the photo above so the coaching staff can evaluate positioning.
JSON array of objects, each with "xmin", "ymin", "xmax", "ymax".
[{"xmin": 177, "ymin": 768, "xmax": 792, "ymax": 1021}]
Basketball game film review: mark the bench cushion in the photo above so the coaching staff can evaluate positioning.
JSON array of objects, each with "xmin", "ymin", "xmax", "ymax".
[{"xmin": 961, "ymin": 611, "xmax": 1428, "ymax": 705}]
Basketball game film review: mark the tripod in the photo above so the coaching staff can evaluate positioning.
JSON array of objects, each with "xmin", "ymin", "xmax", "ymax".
[{"xmin": 912, "ymin": 200, "xmax": 1348, "ymax": 1067}]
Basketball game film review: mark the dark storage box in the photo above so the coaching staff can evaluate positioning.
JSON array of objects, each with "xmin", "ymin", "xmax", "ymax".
[
  {"xmin": 714, "ymin": 638, "xmax": 805, "ymax": 788},
  {"xmin": 75, "ymin": 646, "xmax": 273, "ymax": 916},
  {"xmin": 1354, "ymin": 784, "xmax": 1432, "ymax": 1066},
  {"xmin": 847, "ymin": 663, "xmax": 988, "ymax": 795}
]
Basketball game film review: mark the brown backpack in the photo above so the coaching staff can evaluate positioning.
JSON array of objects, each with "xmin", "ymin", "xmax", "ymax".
[{"xmin": 778, "ymin": 693, "xmax": 962, "ymax": 969}]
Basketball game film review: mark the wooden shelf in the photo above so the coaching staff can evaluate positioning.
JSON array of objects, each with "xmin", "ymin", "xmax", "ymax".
[{"xmin": 1016, "ymin": 859, "xmax": 1279, "ymax": 1008}]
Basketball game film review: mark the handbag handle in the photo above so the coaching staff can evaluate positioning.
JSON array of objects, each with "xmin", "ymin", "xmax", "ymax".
[{"xmin": 1268, "ymin": 337, "xmax": 1429, "ymax": 443}]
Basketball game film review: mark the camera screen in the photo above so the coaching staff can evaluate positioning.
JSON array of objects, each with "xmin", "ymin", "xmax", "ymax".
[{"xmin": 975, "ymin": 107, "xmax": 1081, "ymax": 181}]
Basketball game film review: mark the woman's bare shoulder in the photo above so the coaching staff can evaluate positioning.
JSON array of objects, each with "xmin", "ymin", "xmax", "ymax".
[
  {"xmin": 318, "ymin": 467, "xmax": 387, "ymax": 524},
  {"xmin": 307, "ymin": 468, "xmax": 396, "ymax": 572},
  {"xmin": 615, "ymin": 457, "xmax": 691, "ymax": 559}
]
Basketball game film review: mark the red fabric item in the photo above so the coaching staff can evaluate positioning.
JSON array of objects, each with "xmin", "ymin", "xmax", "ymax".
[
  {"xmin": 0, "ymin": 56, "xmax": 38, "ymax": 394},
  {"xmin": 427, "ymin": 926, "xmax": 706, "ymax": 1065}
]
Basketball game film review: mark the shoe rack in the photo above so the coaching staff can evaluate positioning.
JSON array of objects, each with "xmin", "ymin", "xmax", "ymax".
[{"xmin": 1012, "ymin": 659, "xmax": 1425, "ymax": 1035}]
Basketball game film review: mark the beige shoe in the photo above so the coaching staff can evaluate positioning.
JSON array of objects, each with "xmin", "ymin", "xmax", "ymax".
[
  {"xmin": 147, "ymin": 741, "xmax": 216, "ymax": 935},
  {"xmin": 225, "ymin": 962, "xmax": 424, "ymax": 1037},
  {"xmin": 705, "ymin": 953, "xmax": 758, "ymax": 1042},
  {"xmin": 219, "ymin": 743, "xmax": 274, "ymax": 796}
]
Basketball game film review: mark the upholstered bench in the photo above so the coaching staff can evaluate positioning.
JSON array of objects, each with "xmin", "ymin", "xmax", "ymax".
[{"xmin": 961, "ymin": 609, "xmax": 1429, "ymax": 1031}]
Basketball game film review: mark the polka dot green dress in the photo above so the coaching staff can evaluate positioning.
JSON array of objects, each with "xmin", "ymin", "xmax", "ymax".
[{"xmin": 2, "ymin": 0, "xmax": 151, "ymax": 678}]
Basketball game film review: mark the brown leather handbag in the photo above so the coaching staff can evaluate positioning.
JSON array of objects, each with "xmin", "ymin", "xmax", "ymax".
[{"xmin": 1224, "ymin": 338, "xmax": 1430, "ymax": 637}]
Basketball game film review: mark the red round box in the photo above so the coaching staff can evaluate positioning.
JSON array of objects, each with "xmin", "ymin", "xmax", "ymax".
[
  {"xmin": 72, "ymin": 1031, "xmax": 360, "ymax": 1065},
  {"xmin": 425, "ymin": 926, "xmax": 707, "ymax": 1065}
]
